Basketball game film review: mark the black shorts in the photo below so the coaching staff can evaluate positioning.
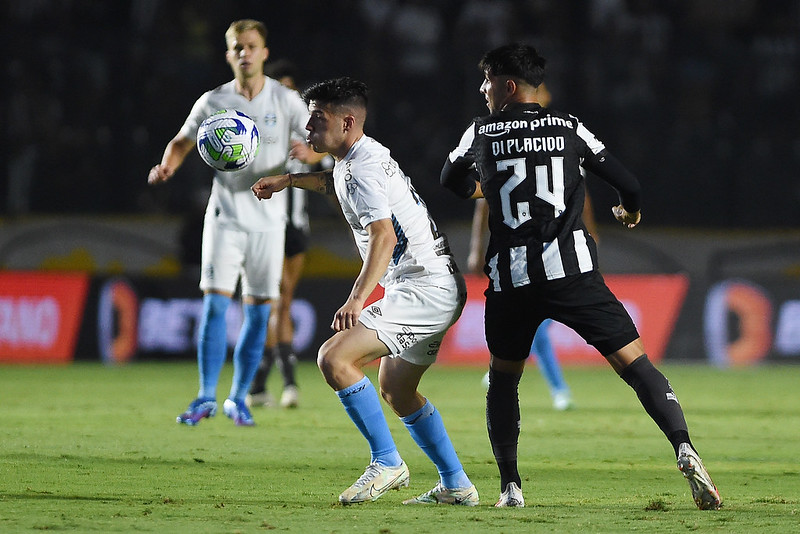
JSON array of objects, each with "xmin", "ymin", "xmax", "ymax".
[
  {"xmin": 484, "ymin": 270, "xmax": 639, "ymax": 361},
  {"xmin": 284, "ymin": 224, "xmax": 309, "ymax": 258}
]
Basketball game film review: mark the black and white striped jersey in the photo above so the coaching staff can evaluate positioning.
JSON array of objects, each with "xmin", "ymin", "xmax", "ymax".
[{"xmin": 443, "ymin": 102, "xmax": 641, "ymax": 292}]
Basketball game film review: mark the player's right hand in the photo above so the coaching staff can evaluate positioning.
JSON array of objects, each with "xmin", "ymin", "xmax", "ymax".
[
  {"xmin": 612, "ymin": 205, "xmax": 641, "ymax": 229},
  {"xmin": 147, "ymin": 165, "xmax": 172, "ymax": 185},
  {"xmin": 252, "ymin": 174, "xmax": 290, "ymax": 200}
]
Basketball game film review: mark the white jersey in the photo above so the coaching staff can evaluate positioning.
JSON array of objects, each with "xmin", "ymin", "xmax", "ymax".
[
  {"xmin": 334, "ymin": 135, "xmax": 458, "ymax": 285},
  {"xmin": 180, "ymin": 77, "xmax": 310, "ymax": 232}
]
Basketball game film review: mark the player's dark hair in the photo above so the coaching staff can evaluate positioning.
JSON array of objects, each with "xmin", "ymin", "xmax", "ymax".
[
  {"xmin": 479, "ymin": 43, "xmax": 546, "ymax": 88},
  {"xmin": 302, "ymin": 77, "xmax": 368, "ymax": 109},
  {"xmin": 265, "ymin": 59, "xmax": 297, "ymax": 81}
]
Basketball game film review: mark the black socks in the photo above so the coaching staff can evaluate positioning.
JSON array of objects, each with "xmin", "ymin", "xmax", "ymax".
[
  {"xmin": 486, "ymin": 367, "xmax": 523, "ymax": 490},
  {"xmin": 275, "ymin": 342, "xmax": 297, "ymax": 387},
  {"xmin": 620, "ymin": 355, "xmax": 692, "ymax": 456}
]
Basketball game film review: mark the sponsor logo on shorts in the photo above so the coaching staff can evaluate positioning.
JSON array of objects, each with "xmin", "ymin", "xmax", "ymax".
[
  {"xmin": 396, "ymin": 326, "xmax": 417, "ymax": 350},
  {"xmin": 427, "ymin": 340, "xmax": 441, "ymax": 356}
]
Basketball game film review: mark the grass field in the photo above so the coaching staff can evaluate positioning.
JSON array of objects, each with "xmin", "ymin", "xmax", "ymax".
[{"xmin": 1, "ymin": 361, "xmax": 798, "ymax": 533}]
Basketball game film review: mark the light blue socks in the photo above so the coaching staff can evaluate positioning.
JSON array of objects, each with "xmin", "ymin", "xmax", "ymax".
[
  {"xmin": 532, "ymin": 319, "xmax": 570, "ymax": 395},
  {"xmin": 402, "ymin": 399, "xmax": 471, "ymax": 489},
  {"xmin": 229, "ymin": 303, "xmax": 271, "ymax": 402},
  {"xmin": 197, "ymin": 293, "xmax": 231, "ymax": 399},
  {"xmin": 337, "ymin": 376, "xmax": 403, "ymax": 467}
]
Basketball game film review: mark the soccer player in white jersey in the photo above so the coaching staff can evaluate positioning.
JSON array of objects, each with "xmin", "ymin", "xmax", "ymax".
[
  {"xmin": 441, "ymin": 43, "xmax": 720, "ymax": 510},
  {"xmin": 248, "ymin": 59, "xmax": 334, "ymax": 411},
  {"xmin": 251, "ymin": 77, "xmax": 478, "ymax": 506},
  {"xmin": 147, "ymin": 20, "xmax": 316, "ymax": 427}
]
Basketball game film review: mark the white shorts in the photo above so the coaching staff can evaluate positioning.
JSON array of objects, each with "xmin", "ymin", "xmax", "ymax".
[
  {"xmin": 199, "ymin": 220, "xmax": 285, "ymax": 299},
  {"xmin": 359, "ymin": 273, "xmax": 467, "ymax": 366}
]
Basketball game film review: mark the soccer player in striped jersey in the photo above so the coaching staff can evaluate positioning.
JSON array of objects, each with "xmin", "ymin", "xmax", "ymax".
[
  {"xmin": 148, "ymin": 20, "xmax": 315, "ymax": 427},
  {"xmin": 441, "ymin": 43, "xmax": 720, "ymax": 510},
  {"xmin": 251, "ymin": 77, "xmax": 478, "ymax": 506},
  {"xmin": 469, "ymin": 82, "xmax": 578, "ymax": 411}
]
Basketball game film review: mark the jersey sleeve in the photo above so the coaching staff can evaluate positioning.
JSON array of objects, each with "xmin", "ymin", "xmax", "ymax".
[
  {"xmin": 178, "ymin": 92, "xmax": 212, "ymax": 140},
  {"xmin": 574, "ymin": 117, "xmax": 641, "ymax": 212},
  {"xmin": 440, "ymin": 123, "xmax": 479, "ymax": 198}
]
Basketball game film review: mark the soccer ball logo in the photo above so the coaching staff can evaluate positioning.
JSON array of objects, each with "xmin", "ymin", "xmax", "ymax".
[{"xmin": 196, "ymin": 109, "xmax": 259, "ymax": 171}]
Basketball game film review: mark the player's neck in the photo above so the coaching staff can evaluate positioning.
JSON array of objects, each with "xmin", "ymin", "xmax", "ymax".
[
  {"xmin": 331, "ymin": 132, "xmax": 364, "ymax": 161},
  {"xmin": 235, "ymin": 74, "xmax": 265, "ymax": 101}
]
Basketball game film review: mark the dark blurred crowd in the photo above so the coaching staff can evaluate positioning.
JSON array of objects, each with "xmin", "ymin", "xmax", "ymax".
[{"xmin": 3, "ymin": 0, "xmax": 799, "ymax": 227}]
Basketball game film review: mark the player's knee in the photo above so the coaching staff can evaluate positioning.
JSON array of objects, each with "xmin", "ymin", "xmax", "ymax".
[
  {"xmin": 202, "ymin": 293, "xmax": 231, "ymax": 318},
  {"xmin": 316, "ymin": 340, "xmax": 342, "ymax": 379},
  {"xmin": 316, "ymin": 346, "xmax": 331, "ymax": 375}
]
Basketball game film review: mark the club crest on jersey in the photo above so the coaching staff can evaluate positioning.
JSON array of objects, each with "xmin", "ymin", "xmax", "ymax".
[{"xmin": 263, "ymin": 113, "xmax": 277, "ymax": 127}]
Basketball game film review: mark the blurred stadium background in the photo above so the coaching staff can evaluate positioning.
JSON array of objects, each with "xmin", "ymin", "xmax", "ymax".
[{"xmin": 2, "ymin": 0, "xmax": 800, "ymax": 368}]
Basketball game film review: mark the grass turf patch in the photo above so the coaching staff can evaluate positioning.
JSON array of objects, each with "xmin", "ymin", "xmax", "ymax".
[{"xmin": 1, "ymin": 362, "xmax": 798, "ymax": 533}]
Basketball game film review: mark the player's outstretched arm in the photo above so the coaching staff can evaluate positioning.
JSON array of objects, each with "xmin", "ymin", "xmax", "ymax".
[
  {"xmin": 148, "ymin": 135, "xmax": 194, "ymax": 185},
  {"xmin": 252, "ymin": 174, "xmax": 291, "ymax": 200},
  {"xmin": 253, "ymin": 171, "xmax": 335, "ymax": 200}
]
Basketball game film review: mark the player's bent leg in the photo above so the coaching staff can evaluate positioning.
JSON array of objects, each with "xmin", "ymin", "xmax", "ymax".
[
  {"xmin": 321, "ymin": 325, "xmax": 406, "ymax": 503},
  {"xmin": 611, "ymin": 341, "xmax": 721, "ymax": 510},
  {"xmin": 317, "ymin": 324, "xmax": 388, "ymax": 390},
  {"xmin": 615, "ymin": 349, "xmax": 690, "ymax": 450},
  {"xmin": 377, "ymin": 351, "xmax": 477, "ymax": 505},
  {"xmin": 377, "ymin": 356, "xmax": 428, "ymax": 417}
]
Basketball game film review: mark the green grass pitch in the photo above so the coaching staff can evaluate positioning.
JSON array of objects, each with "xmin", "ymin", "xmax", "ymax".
[{"xmin": 1, "ymin": 361, "xmax": 798, "ymax": 533}]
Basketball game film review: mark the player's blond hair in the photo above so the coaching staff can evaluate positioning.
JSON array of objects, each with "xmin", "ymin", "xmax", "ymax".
[{"xmin": 225, "ymin": 19, "xmax": 267, "ymax": 47}]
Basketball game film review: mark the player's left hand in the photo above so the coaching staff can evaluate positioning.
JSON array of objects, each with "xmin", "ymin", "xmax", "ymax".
[
  {"xmin": 612, "ymin": 205, "xmax": 641, "ymax": 229},
  {"xmin": 252, "ymin": 174, "xmax": 290, "ymax": 200}
]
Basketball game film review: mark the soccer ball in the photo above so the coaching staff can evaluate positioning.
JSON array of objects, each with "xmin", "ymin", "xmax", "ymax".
[{"xmin": 196, "ymin": 109, "xmax": 259, "ymax": 171}]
